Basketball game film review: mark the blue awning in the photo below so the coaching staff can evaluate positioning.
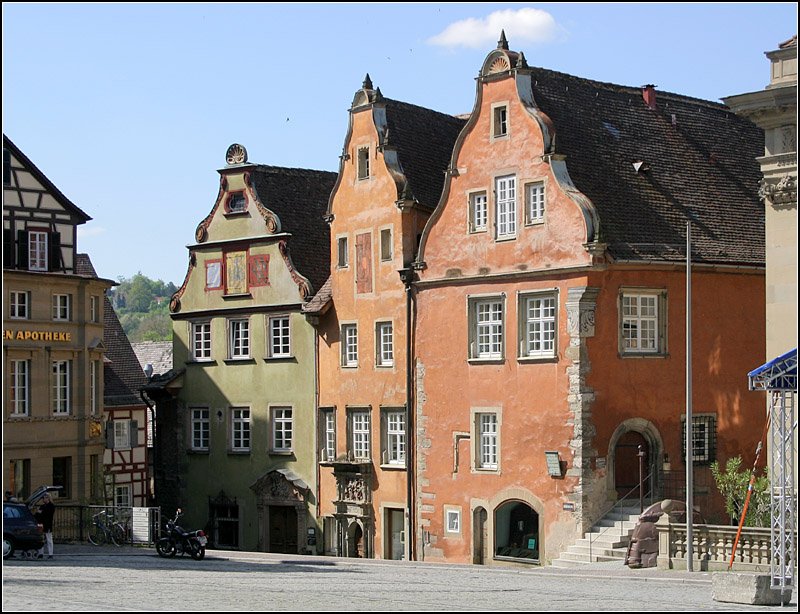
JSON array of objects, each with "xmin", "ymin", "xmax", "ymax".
[{"xmin": 748, "ymin": 348, "xmax": 797, "ymax": 391}]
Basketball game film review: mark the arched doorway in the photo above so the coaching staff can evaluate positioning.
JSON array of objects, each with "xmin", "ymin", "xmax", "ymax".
[
  {"xmin": 347, "ymin": 521, "xmax": 364, "ymax": 558},
  {"xmin": 614, "ymin": 431, "xmax": 653, "ymax": 500},
  {"xmin": 494, "ymin": 501, "xmax": 539, "ymax": 561},
  {"xmin": 472, "ymin": 507, "xmax": 487, "ymax": 565}
]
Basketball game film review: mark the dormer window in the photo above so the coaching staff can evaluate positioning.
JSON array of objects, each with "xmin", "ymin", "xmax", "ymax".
[
  {"xmin": 357, "ymin": 147, "xmax": 370, "ymax": 180},
  {"xmin": 225, "ymin": 192, "xmax": 247, "ymax": 214},
  {"xmin": 493, "ymin": 105, "xmax": 508, "ymax": 138}
]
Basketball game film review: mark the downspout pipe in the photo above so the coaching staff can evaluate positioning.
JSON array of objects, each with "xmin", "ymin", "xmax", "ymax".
[{"xmin": 399, "ymin": 266, "xmax": 415, "ymax": 561}]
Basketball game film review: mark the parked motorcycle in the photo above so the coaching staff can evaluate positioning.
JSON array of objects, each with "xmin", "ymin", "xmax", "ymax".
[{"xmin": 156, "ymin": 508, "xmax": 207, "ymax": 560}]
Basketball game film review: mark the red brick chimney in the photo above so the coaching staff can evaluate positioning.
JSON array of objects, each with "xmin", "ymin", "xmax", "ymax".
[{"xmin": 642, "ymin": 84, "xmax": 657, "ymax": 110}]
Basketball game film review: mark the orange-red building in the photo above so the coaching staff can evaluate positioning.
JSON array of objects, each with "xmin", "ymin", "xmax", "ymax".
[
  {"xmin": 306, "ymin": 76, "xmax": 464, "ymax": 559},
  {"xmin": 412, "ymin": 36, "xmax": 766, "ymax": 566}
]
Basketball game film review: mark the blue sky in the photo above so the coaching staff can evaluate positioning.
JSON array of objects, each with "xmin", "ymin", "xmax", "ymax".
[{"xmin": 3, "ymin": 3, "xmax": 797, "ymax": 286}]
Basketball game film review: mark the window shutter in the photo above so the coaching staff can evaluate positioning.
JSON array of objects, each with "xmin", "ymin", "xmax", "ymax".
[
  {"xmin": 129, "ymin": 420, "xmax": 138, "ymax": 448},
  {"xmin": 3, "ymin": 229, "xmax": 12, "ymax": 268},
  {"xmin": 106, "ymin": 422, "xmax": 115, "ymax": 449},
  {"xmin": 16, "ymin": 230, "xmax": 28, "ymax": 269},
  {"xmin": 49, "ymin": 232, "xmax": 61, "ymax": 272}
]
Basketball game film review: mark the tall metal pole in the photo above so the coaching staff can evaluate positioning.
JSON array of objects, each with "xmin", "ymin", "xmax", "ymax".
[{"xmin": 686, "ymin": 221, "xmax": 694, "ymax": 572}]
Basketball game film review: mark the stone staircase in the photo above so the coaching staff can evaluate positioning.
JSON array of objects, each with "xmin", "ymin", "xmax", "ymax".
[{"xmin": 550, "ymin": 504, "xmax": 646, "ymax": 568}]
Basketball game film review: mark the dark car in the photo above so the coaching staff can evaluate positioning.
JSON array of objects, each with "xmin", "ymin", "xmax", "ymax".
[{"xmin": 3, "ymin": 501, "xmax": 45, "ymax": 559}]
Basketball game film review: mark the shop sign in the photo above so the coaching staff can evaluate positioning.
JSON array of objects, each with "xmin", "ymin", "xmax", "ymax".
[{"xmin": 3, "ymin": 330, "xmax": 73, "ymax": 342}]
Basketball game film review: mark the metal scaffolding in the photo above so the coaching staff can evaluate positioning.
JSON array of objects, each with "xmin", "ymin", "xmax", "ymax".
[{"xmin": 748, "ymin": 348, "xmax": 797, "ymax": 593}]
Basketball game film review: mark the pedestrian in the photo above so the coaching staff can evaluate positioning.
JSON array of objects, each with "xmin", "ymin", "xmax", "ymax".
[{"xmin": 34, "ymin": 493, "xmax": 55, "ymax": 559}]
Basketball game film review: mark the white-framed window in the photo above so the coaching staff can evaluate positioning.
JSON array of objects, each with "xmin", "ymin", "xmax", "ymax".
[
  {"xmin": 380, "ymin": 228, "xmax": 393, "ymax": 262},
  {"xmin": 495, "ymin": 175, "xmax": 516, "ymax": 239},
  {"xmin": 272, "ymin": 407, "xmax": 293, "ymax": 453},
  {"xmin": 493, "ymin": 105, "xmax": 508, "ymax": 138},
  {"xmin": 52, "ymin": 294, "xmax": 71, "ymax": 321},
  {"xmin": 90, "ymin": 295, "xmax": 99, "ymax": 323},
  {"xmin": 319, "ymin": 407, "xmax": 336, "ymax": 462},
  {"xmin": 620, "ymin": 291, "xmax": 665, "ymax": 355},
  {"xmin": 269, "ymin": 315, "xmax": 291, "ymax": 358},
  {"xmin": 381, "ymin": 408, "xmax": 406, "ymax": 466},
  {"xmin": 469, "ymin": 296, "xmax": 504, "ymax": 360},
  {"xmin": 191, "ymin": 408, "xmax": 210, "ymax": 451},
  {"xmin": 10, "ymin": 291, "xmax": 29, "ymax": 319},
  {"xmin": 341, "ymin": 324, "xmax": 358, "ymax": 367},
  {"xmin": 225, "ymin": 191, "xmax": 247, "ymax": 214},
  {"xmin": 337, "ymin": 236, "xmax": 349, "ymax": 268},
  {"xmin": 191, "ymin": 321, "xmax": 212, "ymax": 360},
  {"xmin": 682, "ymin": 414, "xmax": 717, "ymax": 465},
  {"xmin": 231, "ymin": 407, "xmax": 251, "ymax": 452},
  {"xmin": 525, "ymin": 182, "xmax": 545, "ymax": 224},
  {"xmin": 10, "ymin": 359, "xmax": 29, "ymax": 416},
  {"xmin": 90, "ymin": 360, "xmax": 99, "ymax": 415},
  {"xmin": 445, "ymin": 508, "xmax": 461, "ymax": 534},
  {"xmin": 469, "ymin": 192, "xmax": 488, "ymax": 233},
  {"xmin": 376, "ymin": 321, "xmax": 394, "ymax": 367},
  {"xmin": 357, "ymin": 147, "xmax": 370, "ymax": 180},
  {"xmin": 519, "ymin": 293, "xmax": 557, "ymax": 358},
  {"xmin": 476, "ymin": 413, "xmax": 499, "ymax": 470},
  {"xmin": 52, "ymin": 360, "xmax": 70, "ymax": 415},
  {"xmin": 228, "ymin": 318, "xmax": 250, "ymax": 359},
  {"xmin": 114, "ymin": 420, "xmax": 132, "ymax": 450},
  {"xmin": 114, "ymin": 484, "xmax": 131, "ymax": 508},
  {"xmin": 349, "ymin": 409, "xmax": 371, "ymax": 460},
  {"xmin": 28, "ymin": 230, "xmax": 48, "ymax": 271}
]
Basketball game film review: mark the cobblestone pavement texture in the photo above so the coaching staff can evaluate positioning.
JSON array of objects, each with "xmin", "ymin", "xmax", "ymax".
[{"xmin": 2, "ymin": 544, "xmax": 797, "ymax": 611}]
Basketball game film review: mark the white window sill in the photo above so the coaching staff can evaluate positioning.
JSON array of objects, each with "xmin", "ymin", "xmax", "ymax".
[
  {"xmin": 518, "ymin": 355, "xmax": 557, "ymax": 363},
  {"xmin": 380, "ymin": 463, "xmax": 407, "ymax": 471},
  {"xmin": 468, "ymin": 357, "xmax": 505, "ymax": 365}
]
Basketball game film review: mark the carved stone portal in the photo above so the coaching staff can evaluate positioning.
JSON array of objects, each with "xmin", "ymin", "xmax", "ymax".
[
  {"xmin": 251, "ymin": 469, "xmax": 309, "ymax": 554},
  {"xmin": 331, "ymin": 461, "xmax": 374, "ymax": 558}
]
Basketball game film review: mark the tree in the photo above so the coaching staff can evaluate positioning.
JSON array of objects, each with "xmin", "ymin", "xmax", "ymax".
[{"xmin": 710, "ymin": 455, "xmax": 770, "ymax": 527}]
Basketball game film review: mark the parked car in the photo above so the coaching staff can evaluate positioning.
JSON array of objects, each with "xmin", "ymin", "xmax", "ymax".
[{"xmin": 3, "ymin": 501, "xmax": 45, "ymax": 559}]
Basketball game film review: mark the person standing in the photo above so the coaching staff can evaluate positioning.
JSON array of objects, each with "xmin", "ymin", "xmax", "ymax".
[{"xmin": 34, "ymin": 493, "xmax": 56, "ymax": 559}]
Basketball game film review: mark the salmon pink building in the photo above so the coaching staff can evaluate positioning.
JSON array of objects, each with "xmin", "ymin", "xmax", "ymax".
[
  {"xmin": 306, "ymin": 76, "xmax": 464, "ymax": 559},
  {"xmin": 412, "ymin": 35, "xmax": 766, "ymax": 566}
]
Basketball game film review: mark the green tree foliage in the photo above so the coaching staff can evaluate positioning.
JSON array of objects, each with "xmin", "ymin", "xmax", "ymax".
[
  {"xmin": 710, "ymin": 455, "xmax": 770, "ymax": 527},
  {"xmin": 109, "ymin": 273, "xmax": 176, "ymax": 342}
]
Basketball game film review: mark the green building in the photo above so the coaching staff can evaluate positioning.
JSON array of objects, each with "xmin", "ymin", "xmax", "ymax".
[{"xmin": 165, "ymin": 144, "xmax": 335, "ymax": 552}]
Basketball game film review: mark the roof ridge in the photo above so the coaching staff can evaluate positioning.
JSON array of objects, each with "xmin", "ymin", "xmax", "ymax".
[{"xmin": 529, "ymin": 65, "xmax": 730, "ymax": 110}]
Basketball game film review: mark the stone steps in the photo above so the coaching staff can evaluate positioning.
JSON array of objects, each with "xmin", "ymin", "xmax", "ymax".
[{"xmin": 550, "ymin": 505, "xmax": 648, "ymax": 568}]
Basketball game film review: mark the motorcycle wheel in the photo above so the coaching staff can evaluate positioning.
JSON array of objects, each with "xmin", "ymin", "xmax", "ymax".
[
  {"xmin": 189, "ymin": 541, "xmax": 205, "ymax": 561},
  {"xmin": 156, "ymin": 538, "xmax": 176, "ymax": 558}
]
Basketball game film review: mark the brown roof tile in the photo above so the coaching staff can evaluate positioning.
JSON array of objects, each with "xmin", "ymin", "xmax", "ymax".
[{"xmin": 528, "ymin": 67, "xmax": 765, "ymax": 266}]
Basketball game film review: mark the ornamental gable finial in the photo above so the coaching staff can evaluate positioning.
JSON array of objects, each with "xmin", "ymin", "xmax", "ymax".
[{"xmin": 498, "ymin": 30, "xmax": 509, "ymax": 50}]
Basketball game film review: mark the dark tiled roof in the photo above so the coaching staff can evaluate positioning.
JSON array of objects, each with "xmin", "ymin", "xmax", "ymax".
[
  {"xmin": 250, "ymin": 166, "xmax": 337, "ymax": 294},
  {"xmin": 75, "ymin": 253, "xmax": 96, "ymax": 276},
  {"xmin": 301, "ymin": 276, "xmax": 332, "ymax": 315},
  {"xmin": 528, "ymin": 67, "xmax": 765, "ymax": 266},
  {"xmin": 104, "ymin": 294, "xmax": 148, "ymax": 407},
  {"xmin": 3, "ymin": 134, "xmax": 92, "ymax": 222},
  {"xmin": 131, "ymin": 341, "xmax": 173, "ymax": 377},
  {"xmin": 383, "ymin": 99, "xmax": 467, "ymax": 211}
]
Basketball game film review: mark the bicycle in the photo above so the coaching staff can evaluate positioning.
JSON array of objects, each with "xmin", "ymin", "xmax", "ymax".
[{"xmin": 87, "ymin": 510, "xmax": 128, "ymax": 546}]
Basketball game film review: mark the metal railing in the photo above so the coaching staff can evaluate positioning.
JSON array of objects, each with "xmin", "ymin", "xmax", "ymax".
[
  {"xmin": 50, "ymin": 505, "xmax": 160, "ymax": 545},
  {"xmin": 588, "ymin": 471, "xmax": 653, "ymax": 563}
]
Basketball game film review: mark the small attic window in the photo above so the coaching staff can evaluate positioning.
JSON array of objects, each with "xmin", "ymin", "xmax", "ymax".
[
  {"xmin": 493, "ymin": 106, "xmax": 508, "ymax": 138},
  {"xmin": 226, "ymin": 192, "xmax": 247, "ymax": 214},
  {"xmin": 357, "ymin": 147, "xmax": 370, "ymax": 180}
]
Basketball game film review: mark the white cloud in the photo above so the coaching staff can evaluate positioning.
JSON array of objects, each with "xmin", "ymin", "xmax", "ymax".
[{"xmin": 428, "ymin": 8, "xmax": 561, "ymax": 49}]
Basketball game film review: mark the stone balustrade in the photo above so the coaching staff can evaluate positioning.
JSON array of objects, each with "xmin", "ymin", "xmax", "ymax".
[{"xmin": 656, "ymin": 515, "xmax": 778, "ymax": 572}]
